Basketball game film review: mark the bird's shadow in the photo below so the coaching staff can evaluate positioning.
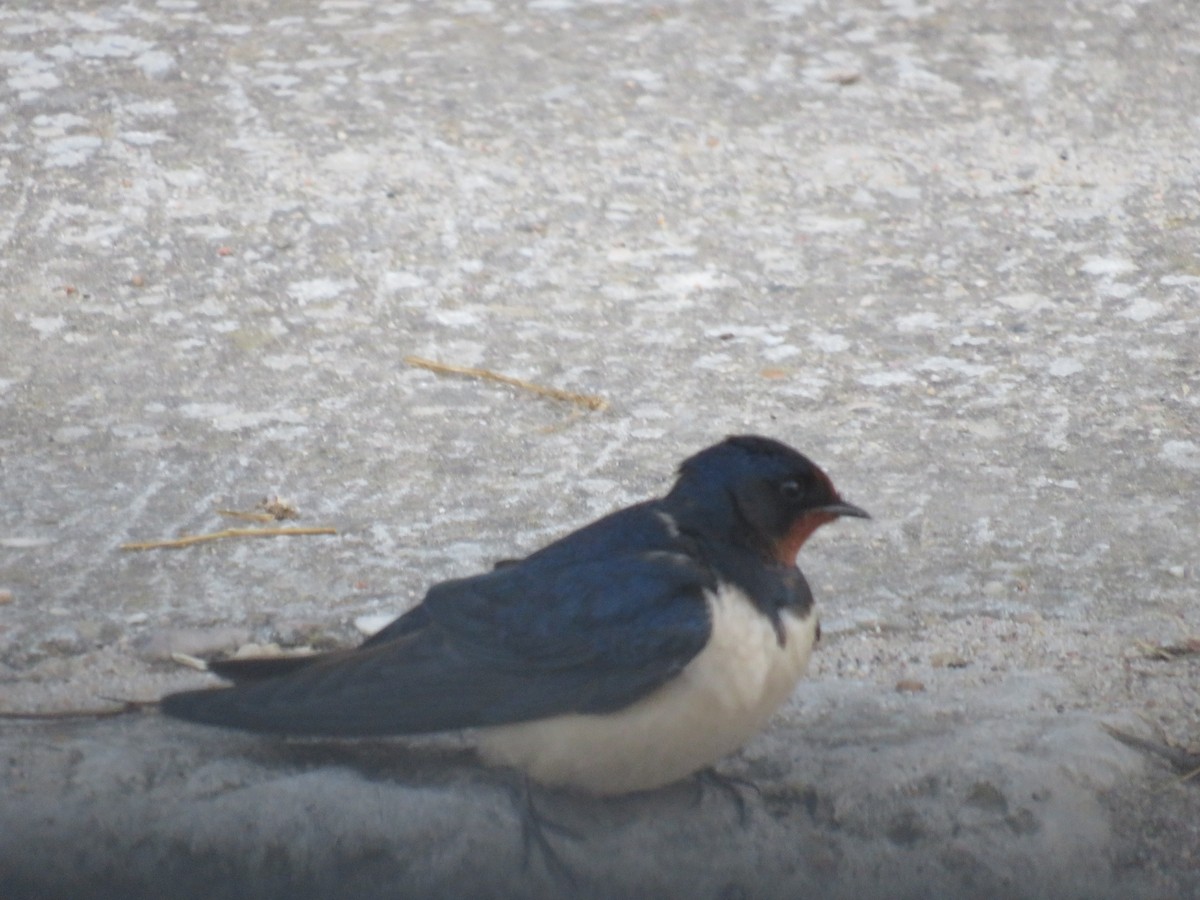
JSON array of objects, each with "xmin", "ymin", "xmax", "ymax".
[
  {"xmin": 241, "ymin": 734, "xmax": 483, "ymax": 788},
  {"xmin": 168, "ymin": 724, "xmax": 769, "ymax": 887},
  {"xmin": 232, "ymin": 734, "xmax": 705, "ymax": 882},
  {"xmin": 247, "ymin": 734, "xmax": 739, "ymax": 822}
]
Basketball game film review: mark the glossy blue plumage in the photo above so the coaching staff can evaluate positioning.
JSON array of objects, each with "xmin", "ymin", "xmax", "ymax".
[{"xmin": 161, "ymin": 435, "xmax": 866, "ymax": 751}]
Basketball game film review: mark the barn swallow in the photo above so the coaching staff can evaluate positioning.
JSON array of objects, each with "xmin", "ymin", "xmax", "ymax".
[{"xmin": 161, "ymin": 435, "xmax": 868, "ymax": 796}]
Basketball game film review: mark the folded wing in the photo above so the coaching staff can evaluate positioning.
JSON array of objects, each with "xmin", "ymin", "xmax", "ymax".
[{"xmin": 161, "ymin": 548, "xmax": 713, "ymax": 736}]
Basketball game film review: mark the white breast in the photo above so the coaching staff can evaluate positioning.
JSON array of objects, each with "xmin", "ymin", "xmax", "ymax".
[{"xmin": 476, "ymin": 584, "xmax": 817, "ymax": 796}]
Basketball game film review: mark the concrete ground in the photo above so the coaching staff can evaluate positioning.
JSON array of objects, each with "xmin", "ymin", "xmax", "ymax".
[{"xmin": 2, "ymin": 0, "xmax": 1198, "ymax": 897}]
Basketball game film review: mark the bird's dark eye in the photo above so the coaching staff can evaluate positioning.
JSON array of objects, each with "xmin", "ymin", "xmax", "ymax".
[{"xmin": 779, "ymin": 480, "xmax": 803, "ymax": 500}]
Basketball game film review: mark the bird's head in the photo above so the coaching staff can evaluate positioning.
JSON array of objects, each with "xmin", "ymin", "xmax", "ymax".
[{"xmin": 669, "ymin": 435, "xmax": 869, "ymax": 565}]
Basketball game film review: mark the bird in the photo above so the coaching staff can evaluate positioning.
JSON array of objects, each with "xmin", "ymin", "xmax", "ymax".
[{"xmin": 161, "ymin": 434, "xmax": 868, "ymax": 797}]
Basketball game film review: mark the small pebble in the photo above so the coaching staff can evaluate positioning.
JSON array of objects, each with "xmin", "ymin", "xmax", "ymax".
[
  {"xmin": 825, "ymin": 70, "xmax": 862, "ymax": 85},
  {"xmin": 354, "ymin": 613, "xmax": 396, "ymax": 637},
  {"xmin": 231, "ymin": 642, "xmax": 284, "ymax": 659},
  {"xmin": 171, "ymin": 652, "xmax": 208, "ymax": 671}
]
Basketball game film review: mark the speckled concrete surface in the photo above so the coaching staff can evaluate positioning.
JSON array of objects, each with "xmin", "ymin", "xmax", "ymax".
[{"xmin": 1, "ymin": 0, "xmax": 1198, "ymax": 897}]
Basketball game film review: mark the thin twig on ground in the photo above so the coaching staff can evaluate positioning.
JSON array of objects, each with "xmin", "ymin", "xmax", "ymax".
[
  {"xmin": 120, "ymin": 526, "xmax": 336, "ymax": 551},
  {"xmin": 405, "ymin": 355, "xmax": 608, "ymax": 411}
]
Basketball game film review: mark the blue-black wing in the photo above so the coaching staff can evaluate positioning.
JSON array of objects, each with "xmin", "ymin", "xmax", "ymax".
[{"xmin": 162, "ymin": 512, "xmax": 714, "ymax": 736}]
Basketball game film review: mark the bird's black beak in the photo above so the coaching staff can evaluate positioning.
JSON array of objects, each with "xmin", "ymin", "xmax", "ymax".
[{"xmin": 819, "ymin": 500, "xmax": 870, "ymax": 520}]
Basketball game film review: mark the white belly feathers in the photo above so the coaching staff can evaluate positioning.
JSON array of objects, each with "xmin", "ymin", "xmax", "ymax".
[{"xmin": 477, "ymin": 583, "xmax": 817, "ymax": 796}]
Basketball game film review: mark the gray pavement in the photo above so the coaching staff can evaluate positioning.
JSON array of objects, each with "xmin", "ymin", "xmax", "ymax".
[{"xmin": 2, "ymin": 0, "xmax": 1198, "ymax": 897}]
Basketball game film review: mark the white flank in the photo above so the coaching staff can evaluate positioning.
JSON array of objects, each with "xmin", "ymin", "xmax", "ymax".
[{"xmin": 477, "ymin": 584, "xmax": 816, "ymax": 795}]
